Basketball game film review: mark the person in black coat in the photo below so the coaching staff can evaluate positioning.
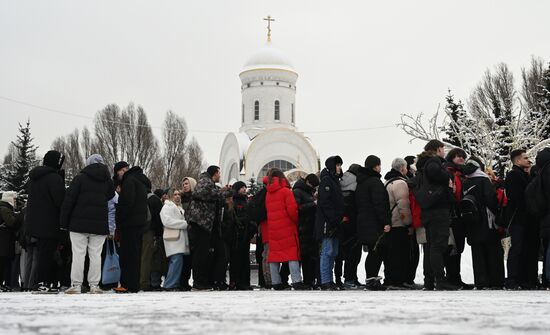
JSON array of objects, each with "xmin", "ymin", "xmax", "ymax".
[
  {"xmin": 315, "ymin": 156, "xmax": 345, "ymax": 290},
  {"xmin": 25, "ymin": 150, "xmax": 66, "ymax": 292},
  {"xmin": 228, "ymin": 181, "xmax": 253, "ymax": 290},
  {"xmin": 505, "ymin": 149, "xmax": 539, "ymax": 289},
  {"xmin": 0, "ymin": 192, "xmax": 23, "ymax": 291},
  {"xmin": 462, "ymin": 157, "xmax": 504, "ymax": 289},
  {"xmin": 415, "ymin": 140, "xmax": 457, "ymax": 291},
  {"xmin": 293, "ymin": 174, "xmax": 320, "ymax": 288},
  {"xmin": 60, "ymin": 154, "xmax": 115, "ymax": 294},
  {"xmin": 535, "ymin": 148, "xmax": 550, "ymax": 288},
  {"xmin": 140, "ymin": 188, "xmax": 165, "ymax": 292},
  {"xmin": 115, "ymin": 165, "xmax": 151, "ymax": 293},
  {"xmin": 355, "ymin": 155, "xmax": 391, "ymax": 290}
]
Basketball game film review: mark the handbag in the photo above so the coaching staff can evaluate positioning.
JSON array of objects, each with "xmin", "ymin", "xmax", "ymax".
[
  {"xmin": 101, "ymin": 240, "xmax": 121, "ymax": 285},
  {"xmin": 163, "ymin": 227, "xmax": 180, "ymax": 241}
]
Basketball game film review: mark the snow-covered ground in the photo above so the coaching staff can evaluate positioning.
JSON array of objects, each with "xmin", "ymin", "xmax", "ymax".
[{"xmin": 2, "ymin": 290, "xmax": 550, "ymax": 335}]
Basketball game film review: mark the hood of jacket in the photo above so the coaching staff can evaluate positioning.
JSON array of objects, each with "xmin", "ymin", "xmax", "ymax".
[
  {"xmin": 416, "ymin": 151, "xmax": 445, "ymax": 171},
  {"xmin": 340, "ymin": 171, "xmax": 358, "ymax": 192},
  {"xmin": 324, "ymin": 156, "xmax": 343, "ymax": 178},
  {"xmin": 267, "ymin": 177, "xmax": 290, "ymax": 193},
  {"xmin": 124, "ymin": 166, "xmax": 152, "ymax": 191},
  {"xmin": 384, "ymin": 168, "xmax": 404, "ymax": 181},
  {"xmin": 357, "ymin": 166, "xmax": 382, "ymax": 184},
  {"xmin": 29, "ymin": 165, "xmax": 58, "ymax": 181},
  {"xmin": 293, "ymin": 178, "xmax": 315, "ymax": 194},
  {"xmin": 82, "ymin": 163, "xmax": 111, "ymax": 182}
]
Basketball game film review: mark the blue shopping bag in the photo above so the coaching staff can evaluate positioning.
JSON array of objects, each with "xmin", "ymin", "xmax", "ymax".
[{"xmin": 102, "ymin": 239, "xmax": 121, "ymax": 285}]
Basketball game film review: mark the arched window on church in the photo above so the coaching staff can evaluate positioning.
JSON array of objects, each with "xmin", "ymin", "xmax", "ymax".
[
  {"xmin": 257, "ymin": 160, "xmax": 297, "ymax": 180},
  {"xmin": 274, "ymin": 100, "xmax": 280, "ymax": 121},
  {"xmin": 291, "ymin": 103, "xmax": 295, "ymax": 124},
  {"xmin": 254, "ymin": 101, "xmax": 259, "ymax": 121},
  {"xmin": 242, "ymin": 104, "xmax": 245, "ymax": 123}
]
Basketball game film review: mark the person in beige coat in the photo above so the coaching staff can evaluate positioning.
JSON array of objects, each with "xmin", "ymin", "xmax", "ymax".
[
  {"xmin": 383, "ymin": 158, "xmax": 413, "ymax": 287},
  {"xmin": 160, "ymin": 189, "xmax": 190, "ymax": 290}
]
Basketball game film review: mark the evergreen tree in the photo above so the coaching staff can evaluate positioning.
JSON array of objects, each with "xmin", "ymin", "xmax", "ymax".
[{"xmin": 2, "ymin": 120, "xmax": 38, "ymax": 193}]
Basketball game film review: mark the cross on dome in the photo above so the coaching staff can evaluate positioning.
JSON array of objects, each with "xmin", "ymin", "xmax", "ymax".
[{"xmin": 263, "ymin": 15, "xmax": 275, "ymax": 42}]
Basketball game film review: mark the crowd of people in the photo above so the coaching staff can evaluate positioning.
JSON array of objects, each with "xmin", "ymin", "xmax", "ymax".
[{"xmin": 1, "ymin": 139, "xmax": 550, "ymax": 293}]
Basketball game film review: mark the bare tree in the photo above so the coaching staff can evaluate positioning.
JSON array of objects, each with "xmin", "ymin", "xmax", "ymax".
[{"xmin": 161, "ymin": 111, "xmax": 188, "ymax": 187}]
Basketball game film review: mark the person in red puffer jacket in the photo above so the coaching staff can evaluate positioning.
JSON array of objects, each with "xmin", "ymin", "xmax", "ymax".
[{"xmin": 265, "ymin": 168, "xmax": 309, "ymax": 290}]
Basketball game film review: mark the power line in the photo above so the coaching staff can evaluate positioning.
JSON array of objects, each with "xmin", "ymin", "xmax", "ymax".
[{"xmin": 0, "ymin": 95, "xmax": 396, "ymax": 135}]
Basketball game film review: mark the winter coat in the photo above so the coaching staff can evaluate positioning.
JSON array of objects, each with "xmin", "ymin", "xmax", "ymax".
[
  {"xmin": 160, "ymin": 200, "xmax": 189, "ymax": 257},
  {"xmin": 0, "ymin": 201, "xmax": 21, "ymax": 257},
  {"xmin": 187, "ymin": 172, "xmax": 222, "ymax": 233},
  {"xmin": 315, "ymin": 157, "xmax": 345, "ymax": 240},
  {"xmin": 535, "ymin": 148, "xmax": 550, "ymax": 239},
  {"xmin": 355, "ymin": 167, "xmax": 391, "ymax": 245},
  {"xmin": 266, "ymin": 177, "xmax": 300, "ymax": 262},
  {"xmin": 148, "ymin": 193, "xmax": 164, "ymax": 237},
  {"xmin": 116, "ymin": 166, "xmax": 150, "ymax": 232},
  {"xmin": 60, "ymin": 163, "xmax": 115, "ymax": 236},
  {"xmin": 340, "ymin": 170, "xmax": 358, "ymax": 242},
  {"xmin": 293, "ymin": 178, "xmax": 317, "ymax": 256},
  {"xmin": 463, "ymin": 171, "xmax": 499, "ymax": 245},
  {"xmin": 25, "ymin": 166, "xmax": 66, "ymax": 239},
  {"xmin": 415, "ymin": 152, "xmax": 453, "ymax": 209},
  {"xmin": 384, "ymin": 169, "xmax": 412, "ymax": 228},
  {"xmin": 181, "ymin": 191, "xmax": 193, "ymax": 221},
  {"xmin": 233, "ymin": 193, "xmax": 252, "ymax": 245},
  {"xmin": 504, "ymin": 165, "xmax": 533, "ymax": 228}
]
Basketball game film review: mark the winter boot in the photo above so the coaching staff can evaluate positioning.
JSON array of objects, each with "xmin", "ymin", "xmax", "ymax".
[
  {"xmin": 89, "ymin": 285, "xmax": 104, "ymax": 294},
  {"xmin": 364, "ymin": 277, "xmax": 386, "ymax": 291},
  {"xmin": 435, "ymin": 279, "xmax": 460, "ymax": 291},
  {"xmin": 292, "ymin": 282, "xmax": 312, "ymax": 291}
]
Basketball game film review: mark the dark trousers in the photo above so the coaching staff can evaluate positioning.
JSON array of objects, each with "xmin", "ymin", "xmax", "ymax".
[
  {"xmin": 0, "ymin": 256, "xmax": 11, "ymax": 286},
  {"xmin": 335, "ymin": 237, "xmax": 362, "ymax": 283},
  {"xmin": 471, "ymin": 240, "xmax": 505, "ymax": 288},
  {"xmin": 507, "ymin": 222, "xmax": 540, "ymax": 286},
  {"xmin": 35, "ymin": 238, "xmax": 58, "ymax": 287},
  {"xmin": 209, "ymin": 235, "xmax": 228, "ymax": 285},
  {"xmin": 364, "ymin": 242, "xmax": 384, "ymax": 279},
  {"xmin": 190, "ymin": 226, "xmax": 211, "ymax": 287},
  {"xmin": 384, "ymin": 227, "xmax": 410, "ymax": 285},
  {"xmin": 229, "ymin": 240, "xmax": 251, "ymax": 288},
  {"xmin": 255, "ymin": 238, "xmax": 265, "ymax": 287},
  {"xmin": 407, "ymin": 233, "xmax": 420, "ymax": 284},
  {"xmin": 445, "ymin": 218, "xmax": 466, "ymax": 284},
  {"xmin": 119, "ymin": 230, "xmax": 143, "ymax": 292},
  {"xmin": 300, "ymin": 242, "xmax": 320, "ymax": 287},
  {"xmin": 140, "ymin": 230, "xmax": 165, "ymax": 290},
  {"xmin": 180, "ymin": 254, "xmax": 192, "ymax": 288},
  {"xmin": 422, "ymin": 208, "xmax": 451, "ymax": 283}
]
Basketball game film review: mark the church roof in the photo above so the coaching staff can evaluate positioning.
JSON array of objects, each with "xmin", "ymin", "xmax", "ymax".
[{"xmin": 242, "ymin": 42, "xmax": 295, "ymax": 72}]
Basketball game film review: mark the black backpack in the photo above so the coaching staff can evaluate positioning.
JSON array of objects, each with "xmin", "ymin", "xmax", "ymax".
[
  {"xmin": 411, "ymin": 170, "xmax": 445, "ymax": 210},
  {"xmin": 525, "ymin": 164, "xmax": 549, "ymax": 218},
  {"xmin": 459, "ymin": 185, "xmax": 480, "ymax": 226},
  {"xmin": 247, "ymin": 188, "xmax": 267, "ymax": 224}
]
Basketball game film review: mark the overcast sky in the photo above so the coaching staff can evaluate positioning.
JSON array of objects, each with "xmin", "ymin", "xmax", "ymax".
[{"xmin": 1, "ymin": 0, "xmax": 549, "ymax": 175}]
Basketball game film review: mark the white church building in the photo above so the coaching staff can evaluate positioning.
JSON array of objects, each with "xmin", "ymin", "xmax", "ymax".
[{"xmin": 219, "ymin": 18, "xmax": 320, "ymax": 185}]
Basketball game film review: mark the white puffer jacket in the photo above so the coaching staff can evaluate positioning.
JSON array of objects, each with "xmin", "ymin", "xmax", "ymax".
[{"xmin": 160, "ymin": 200, "xmax": 190, "ymax": 257}]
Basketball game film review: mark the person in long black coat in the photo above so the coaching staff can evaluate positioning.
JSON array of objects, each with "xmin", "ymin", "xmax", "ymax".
[
  {"xmin": 315, "ymin": 156, "xmax": 345, "ymax": 290},
  {"xmin": 293, "ymin": 174, "xmax": 320, "ymax": 288},
  {"xmin": 504, "ymin": 149, "xmax": 539, "ymax": 289},
  {"xmin": 25, "ymin": 150, "xmax": 66, "ymax": 291},
  {"xmin": 462, "ymin": 157, "xmax": 504, "ymax": 289},
  {"xmin": 115, "ymin": 166, "xmax": 150, "ymax": 293},
  {"xmin": 0, "ymin": 192, "xmax": 23, "ymax": 291},
  {"xmin": 355, "ymin": 155, "xmax": 391, "ymax": 289},
  {"xmin": 60, "ymin": 154, "xmax": 115, "ymax": 293}
]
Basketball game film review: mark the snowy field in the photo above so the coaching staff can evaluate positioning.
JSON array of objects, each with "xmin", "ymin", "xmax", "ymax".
[{"xmin": 2, "ymin": 290, "xmax": 550, "ymax": 335}]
